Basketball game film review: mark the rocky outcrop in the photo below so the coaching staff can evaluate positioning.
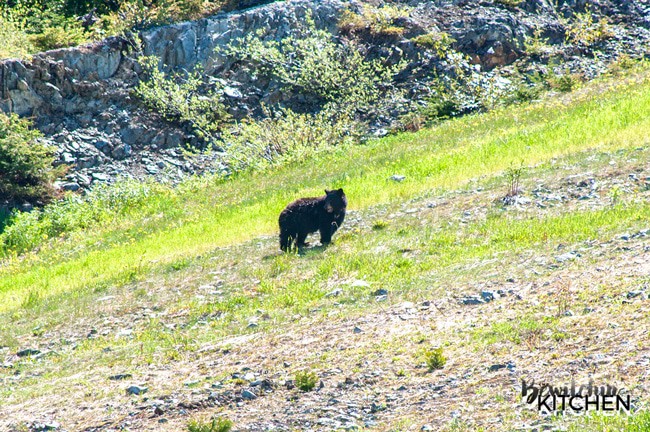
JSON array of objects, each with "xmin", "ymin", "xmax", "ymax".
[{"xmin": 0, "ymin": 0, "xmax": 648, "ymax": 193}]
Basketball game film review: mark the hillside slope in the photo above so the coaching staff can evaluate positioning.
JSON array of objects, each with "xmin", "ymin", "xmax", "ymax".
[{"xmin": 1, "ymin": 70, "xmax": 650, "ymax": 431}]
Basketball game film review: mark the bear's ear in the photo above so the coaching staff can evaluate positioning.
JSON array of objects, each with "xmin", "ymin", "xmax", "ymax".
[
  {"xmin": 325, "ymin": 189, "xmax": 332, "ymax": 195},
  {"xmin": 337, "ymin": 188, "xmax": 344, "ymax": 195}
]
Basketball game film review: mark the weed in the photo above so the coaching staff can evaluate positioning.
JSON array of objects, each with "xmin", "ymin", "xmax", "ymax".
[
  {"xmin": 294, "ymin": 369, "xmax": 319, "ymax": 391},
  {"xmin": 609, "ymin": 186, "xmax": 622, "ymax": 206},
  {"xmin": 503, "ymin": 164, "xmax": 525, "ymax": 204},
  {"xmin": 554, "ymin": 278, "xmax": 572, "ymax": 317},
  {"xmin": 372, "ymin": 220, "xmax": 389, "ymax": 230},
  {"xmin": 187, "ymin": 416, "xmax": 233, "ymax": 432}
]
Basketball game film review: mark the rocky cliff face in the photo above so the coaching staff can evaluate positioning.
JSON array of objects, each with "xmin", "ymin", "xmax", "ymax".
[{"xmin": 0, "ymin": 0, "xmax": 648, "ymax": 193}]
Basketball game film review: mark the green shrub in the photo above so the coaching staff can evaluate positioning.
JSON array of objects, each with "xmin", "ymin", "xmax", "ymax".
[
  {"xmin": 0, "ymin": 180, "xmax": 156, "ymax": 258},
  {"xmin": 524, "ymin": 27, "xmax": 550, "ymax": 56},
  {"xmin": 29, "ymin": 20, "xmax": 89, "ymax": 51},
  {"xmin": 494, "ymin": 0, "xmax": 523, "ymax": 7},
  {"xmin": 0, "ymin": 12, "xmax": 35, "ymax": 59},
  {"xmin": 0, "ymin": 113, "xmax": 62, "ymax": 205},
  {"xmin": 411, "ymin": 32, "xmax": 455, "ymax": 56},
  {"xmin": 421, "ymin": 53, "xmax": 514, "ymax": 122},
  {"xmin": 422, "ymin": 347, "xmax": 446, "ymax": 371},
  {"xmin": 100, "ymin": 0, "xmax": 214, "ymax": 35},
  {"xmin": 216, "ymin": 107, "xmax": 362, "ymax": 174},
  {"xmin": 294, "ymin": 370, "xmax": 318, "ymax": 392},
  {"xmin": 187, "ymin": 416, "xmax": 233, "ymax": 432},
  {"xmin": 134, "ymin": 56, "xmax": 229, "ymax": 144},
  {"xmin": 338, "ymin": 4, "xmax": 411, "ymax": 37},
  {"xmin": 565, "ymin": 9, "xmax": 614, "ymax": 46},
  {"xmin": 221, "ymin": 12, "xmax": 406, "ymax": 117}
]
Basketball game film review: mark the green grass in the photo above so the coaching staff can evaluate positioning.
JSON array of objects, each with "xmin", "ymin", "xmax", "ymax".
[
  {"xmin": 1, "ymin": 73, "xmax": 650, "ymax": 314},
  {"xmin": 566, "ymin": 411, "xmax": 650, "ymax": 432},
  {"xmin": 2, "ymin": 71, "xmax": 650, "ymax": 430}
]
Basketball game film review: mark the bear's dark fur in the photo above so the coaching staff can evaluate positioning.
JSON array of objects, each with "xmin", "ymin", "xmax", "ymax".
[{"xmin": 279, "ymin": 188, "xmax": 347, "ymax": 251}]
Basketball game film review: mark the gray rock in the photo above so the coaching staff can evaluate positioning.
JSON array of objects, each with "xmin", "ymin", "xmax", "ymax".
[
  {"xmin": 126, "ymin": 385, "xmax": 148, "ymax": 395},
  {"xmin": 224, "ymin": 86, "xmax": 244, "ymax": 99},
  {"xmin": 16, "ymin": 348, "xmax": 41, "ymax": 357},
  {"xmin": 488, "ymin": 363, "xmax": 506, "ymax": 372},
  {"xmin": 373, "ymin": 289, "xmax": 388, "ymax": 296},
  {"xmin": 61, "ymin": 152, "xmax": 76, "ymax": 164},
  {"xmin": 111, "ymin": 143, "xmax": 132, "ymax": 160},
  {"xmin": 353, "ymin": 326, "xmax": 363, "ymax": 334},
  {"xmin": 20, "ymin": 203, "xmax": 34, "ymax": 212},
  {"xmin": 242, "ymin": 389, "xmax": 257, "ymax": 400},
  {"xmin": 109, "ymin": 373, "xmax": 132, "ymax": 380},
  {"xmin": 62, "ymin": 182, "xmax": 80, "ymax": 191},
  {"xmin": 390, "ymin": 174, "xmax": 406, "ymax": 182},
  {"xmin": 480, "ymin": 290, "xmax": 500, "ymax": 302},
  {"xmin": 555, "ymin": 252, "xmax": 580, "ymax": 263},
  {"xmin": 461, "ymin": 296, "xmax": 485, "ymax": 305},
  {"xmin": 91, "ymin": 172, "xmax": 110, "ymax": 182},
  {"xmin": 326, "ymin": 288, "xmax": 343, "ymax": 297}
]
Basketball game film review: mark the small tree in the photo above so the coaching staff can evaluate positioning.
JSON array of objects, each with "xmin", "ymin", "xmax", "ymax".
[{"xmin": 0, "ymin": 113, "xmax": 62, "ymax": 204}]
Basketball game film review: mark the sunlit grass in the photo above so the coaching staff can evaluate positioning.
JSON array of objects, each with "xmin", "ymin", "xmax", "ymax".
[{"xmin": 1, "ymin": 72, "xmax": 649, "ymax": 314}]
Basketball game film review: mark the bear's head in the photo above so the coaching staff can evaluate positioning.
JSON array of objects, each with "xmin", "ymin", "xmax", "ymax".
[{"xmin": 324, "ymin": 188, "xmax": 347, "ymax": 214}]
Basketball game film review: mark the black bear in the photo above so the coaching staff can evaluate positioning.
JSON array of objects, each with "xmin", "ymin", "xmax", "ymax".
[{"xmin": 279, "ymin": 188, "xmax": 347, "ymax": 251}]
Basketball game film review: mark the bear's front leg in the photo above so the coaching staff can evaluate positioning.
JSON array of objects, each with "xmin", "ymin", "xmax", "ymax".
[{"xmin": 319, "ymin": 222, "xmax": 333, "ymax": 245}]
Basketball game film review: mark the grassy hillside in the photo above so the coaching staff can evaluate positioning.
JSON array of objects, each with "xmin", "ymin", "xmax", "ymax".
[{"xmin": 1, "ymin": 69, "xmax": 650, "ymax": 430}]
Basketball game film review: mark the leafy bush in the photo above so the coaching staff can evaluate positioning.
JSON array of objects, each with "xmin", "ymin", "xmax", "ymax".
[
  {"xmin": 221, "ymin": 12, "xmax": 406, "ymax": 117},
  {"xmin": 187, "ymin": 416, "xmax": 233, "ymax": 432},
  {"xmin": 134, "ymin": 56, "xmax": 229, "ymax": 144},
  {"xmin": 421, "ymin": 51, "xmax": 517, "ymax": 123},
  {"xmin": 0, "ymin": 113, "xmax": 62, "ymax": 205},
  {"xmin": 565, "ymin": 9, "xmax": 614, "ymax": 46},
  {"xmin": 294, "ymin": 370, "xmax": 318, "ymax": 392},
  {"xmin": 29, "ymin": 19, "xmax": 89, "ymax": 51},
  {"xmin": 216, "ymin": 106, "xmax": 362, "ymax": 174}
]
